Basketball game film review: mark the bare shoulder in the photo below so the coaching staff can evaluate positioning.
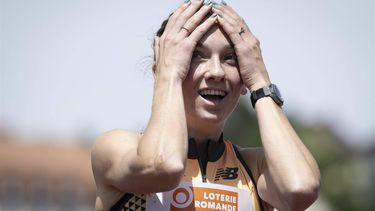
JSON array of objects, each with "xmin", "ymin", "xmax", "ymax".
[
  {"xmin": 238, "ymin": 147, "xmax": 265, "ymax": 182},
  {"xmin": 237, "ymin": 147, "xmax": 275, "ymax": 211}
]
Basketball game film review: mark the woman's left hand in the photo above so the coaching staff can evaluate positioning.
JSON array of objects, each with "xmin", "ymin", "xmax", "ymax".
[{"xmin": 212, "ymin": 4, "xmax": 271, "ymax": 91}]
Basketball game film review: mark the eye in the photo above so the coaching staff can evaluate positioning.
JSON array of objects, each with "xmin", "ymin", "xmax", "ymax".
[
  {"xmin": 223, "ymin": 53, "xmax": 237, "ymax": 64},
  {"xmin": 192, "ymin": 51, "xmax": 204, "ymax": 60}
]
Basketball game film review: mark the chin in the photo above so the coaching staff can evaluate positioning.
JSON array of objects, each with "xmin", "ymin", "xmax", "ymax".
[{"xmin": 190, "ymin": 109, "xmax": 227, "ymax": 126}]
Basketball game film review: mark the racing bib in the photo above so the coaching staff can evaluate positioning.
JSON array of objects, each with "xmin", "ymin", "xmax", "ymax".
[{"xmin": 146, "ymin": 181, "xmax": 252, "ymax": 211}]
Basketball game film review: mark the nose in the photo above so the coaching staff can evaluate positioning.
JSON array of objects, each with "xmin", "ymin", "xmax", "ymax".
[{"xmin": 205, "ymin": 56, "xmax": 225, "ymax": 81}]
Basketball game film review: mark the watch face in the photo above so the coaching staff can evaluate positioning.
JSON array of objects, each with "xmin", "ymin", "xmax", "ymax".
[
  {"xmin": 271, "ymin": 84, "xmax": 284, "ymax": 106},
  {"xmin": 272, "ymin": 84, "xmax": 283, "ymax": 101}
]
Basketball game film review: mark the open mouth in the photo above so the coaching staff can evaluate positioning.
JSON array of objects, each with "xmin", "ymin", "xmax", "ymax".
[{"xmin": 199, "ymin": 89, "xmax": 227, "ymax": 102}]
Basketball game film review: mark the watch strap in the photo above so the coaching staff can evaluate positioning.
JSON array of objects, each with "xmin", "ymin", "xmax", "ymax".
[
  {"xmin": 250, "ymin": 84, "xmax": 283, "ymax": 108},
  {"xmin": 251, "ymin": 88, "xmax": 267, "ymax": 108}
]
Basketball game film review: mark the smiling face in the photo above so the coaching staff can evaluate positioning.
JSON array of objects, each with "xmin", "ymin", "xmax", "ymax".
[{"xmin": 182, "ymin": 24, "xmax": 244, "ymax": 129}]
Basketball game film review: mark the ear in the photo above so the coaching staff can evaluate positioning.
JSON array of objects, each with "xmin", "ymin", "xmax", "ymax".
[
  {"xmin": 241, "ymin": 86, "xmax": 248, "ymax": 95},
  {"xmin": 152, "ymin": 63, "xmax": 157, "ymax": 79},
  {"xmin": 152, "ymin": 36, "xmax": 160, "ymax": 80}
]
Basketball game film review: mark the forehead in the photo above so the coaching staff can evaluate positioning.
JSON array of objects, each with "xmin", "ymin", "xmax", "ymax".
[{"xmin": 197, "ymin": 24, "xmax": 233, "ymax": 50}]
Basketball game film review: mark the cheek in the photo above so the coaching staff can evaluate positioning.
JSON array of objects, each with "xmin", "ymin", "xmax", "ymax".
[
  {"xmin": 227, "ymin": 69, "xmax": 243, "ymax": 89},
  {"xmin": 183, "ymin": 64, "xmax": 201, "ymax": 87},
  {"xmin": 188, "ymin": 62, "xmax": 200, "ymax": 78},
  {"xmin": 182, "ymin": 66, "xmax": 199, "ymax": 97}
]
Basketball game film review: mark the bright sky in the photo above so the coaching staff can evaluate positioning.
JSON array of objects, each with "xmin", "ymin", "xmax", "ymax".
[{"xmin": 1, "ymin": 0, "xmax": 374, "ymax": 146}]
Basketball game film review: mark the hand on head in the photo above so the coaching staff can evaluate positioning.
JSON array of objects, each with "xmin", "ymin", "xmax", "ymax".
[
  {"xmin": 154, "ymin": 0, "xmax": 271, "ymax": 91},
  {"xmin": 153, "ymin": 0, "xmax": 217, "ymax": 82},
  {"xmin": 211, "ymin": 2, "xmax": 271, "ymax": 91}
]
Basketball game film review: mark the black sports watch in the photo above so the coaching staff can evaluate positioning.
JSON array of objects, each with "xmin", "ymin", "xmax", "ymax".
[{"xmin": 250, "ymin": 84, "xmax": 284, "ymax": 108}]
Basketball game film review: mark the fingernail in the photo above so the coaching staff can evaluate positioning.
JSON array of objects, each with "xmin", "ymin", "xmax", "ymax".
[
  {"xmin": 220, "ymin": 0, "xmax": 227, "ymax": 5},
  {"xmin": 184, "ymin": 0, "xmax": 190, "ymax": 3},
  {"xmin": 212, "ymin": 7, "xmax": 220, "ymax": 12},
  {"xmin": 204, "ymin": 0, "xmax": 211, "ymax": 5},
  {"xmin": 210, "ymin": 12, "xmax": 218, "ymax": 18}
]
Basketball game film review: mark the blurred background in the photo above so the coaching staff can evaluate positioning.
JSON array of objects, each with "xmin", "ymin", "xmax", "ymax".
[{"xmin": 1, "ymin": 0, "xmax": 374, "ymax": 210}]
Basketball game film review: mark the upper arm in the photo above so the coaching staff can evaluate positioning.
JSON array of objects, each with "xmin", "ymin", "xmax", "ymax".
[
  {"xmin": 241, "ymin": 147, "xmax": 320, "ymax": 210},
  {"xmin": 240, "ymin": 148, "xmax": 282, "ymax": 209},
  {"xmin": 241, "ymin": 148, "xmax": 309, "ymax": 210}
]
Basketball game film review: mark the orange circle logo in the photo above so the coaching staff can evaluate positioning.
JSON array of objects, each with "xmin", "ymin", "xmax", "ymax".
[{"xmin": 171, "ymin": 187, "xmax": 193, "ymax": 208}]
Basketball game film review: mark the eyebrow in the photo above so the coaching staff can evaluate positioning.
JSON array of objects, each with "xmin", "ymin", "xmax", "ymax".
[{"xmin": 196, "ymin": 42, "xmax": 234, "ymax": 50}]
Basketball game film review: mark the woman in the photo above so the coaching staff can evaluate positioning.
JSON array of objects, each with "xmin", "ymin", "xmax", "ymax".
[{"xmin": 91, "ymin": 0, "xmax": 321, "ymax": 210}]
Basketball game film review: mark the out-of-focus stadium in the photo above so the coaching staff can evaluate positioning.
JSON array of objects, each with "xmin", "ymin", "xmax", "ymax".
[{"xmin": 1, "ymin": 101, "xmax": 374, "ymax": 210}]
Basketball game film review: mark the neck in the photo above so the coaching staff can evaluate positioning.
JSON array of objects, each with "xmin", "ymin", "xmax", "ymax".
[{"xmin": 187, "ymin": 123, "xmax": 224, "ymax": 146}]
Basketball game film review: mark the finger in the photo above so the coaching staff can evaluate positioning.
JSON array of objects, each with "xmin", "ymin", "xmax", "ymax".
[
  {"xmin": 214, "ymin": 10, "xmax": 245, "ymax": 46},
  {"xmin": 178, "ymin": 4, "xmax": 213, "ymax": 38},
  {"xmin": 213, "ymin": 6, "xmax": 252, "ymax": 41},
  {"xmin": 171, "ymin": 0, "xmax": 204, "ymax": 34},
  {"xmin": 163, "ymin": 1, "xmax": 191, "ymax": 35},
  {"xmin": 187, "ymin": 13, "xmax": 218, "ymax": 46},
  {"xmin": 212, "ymin": 4, "xmax": 238, "ymax": 25},
  {"xmin": 217, "ymin": 4, "xmax": 254, "ymax": 35},
  {"xmin": 212, "ymin": 7, "xmax": 238, "ymax": 29}
]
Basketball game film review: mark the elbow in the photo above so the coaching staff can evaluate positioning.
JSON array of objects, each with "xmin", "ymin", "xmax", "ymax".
[
  {"xmin": 157, "ymin": 161, "xmax": 185, "ymax": 191},
  {"xmin": 132, "ymin": 156, "xmax": 185, "ymax": 192},
  {"xmin": 285, "ymin": 179, "xmax": 321, "ymax": 211}
]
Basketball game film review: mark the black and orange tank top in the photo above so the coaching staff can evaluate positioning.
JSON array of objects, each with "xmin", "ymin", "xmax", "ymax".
[{"xmin": 110, "ymin": 135, "xmax": 269, "ymax": 211}]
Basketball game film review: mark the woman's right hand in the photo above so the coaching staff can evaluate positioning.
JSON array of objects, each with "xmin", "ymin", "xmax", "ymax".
[{"xmin": 154, "ymin": 0, "xmax": 217, "ymax": 82}]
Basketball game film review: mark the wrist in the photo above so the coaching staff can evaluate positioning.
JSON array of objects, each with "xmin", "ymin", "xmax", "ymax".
[
  {"xmin": 247, "ymin": 76, "xmax": 271, "ymax": 92},
  {"xmin": 154, "ymin": 73, "xmax": 183, "ymax": 89},
  {"xmin": 154, "ymin": 61, "xmax": 189, "ymax": 82},
  {"xmin": 250, "ymin": 83, "xmax": 284, "ymax": 108},
  {"xmin": 155, "ymin": 70, "xmax": 184, "ymax": 85},
  {"xmin": 243, "ymin": 68, "xmax": 271, "ymax": 91}
]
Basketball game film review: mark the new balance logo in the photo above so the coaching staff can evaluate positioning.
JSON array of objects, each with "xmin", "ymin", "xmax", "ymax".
[{"xmin": 214, "ymin": 167, "xmax": 239, "ymax": 181}]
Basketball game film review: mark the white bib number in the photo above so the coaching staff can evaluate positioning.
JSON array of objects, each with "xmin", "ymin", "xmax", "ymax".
[{"xmin": 146, "ymin": 181, "xmax": 252, "ymax": 211}]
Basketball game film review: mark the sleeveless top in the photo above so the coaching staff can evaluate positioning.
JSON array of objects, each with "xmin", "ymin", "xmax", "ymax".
[{"xmin": 110, "ymin": 135, "xmax": 270, "ymax": 211}]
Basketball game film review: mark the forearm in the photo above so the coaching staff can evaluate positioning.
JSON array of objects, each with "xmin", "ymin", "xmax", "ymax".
[
  {"xmin": 255, "ymin": 97, "xmax": 320, "ymax": 195},
  {"xmin": 136, "ymin": 76, "xmax": 188, "ymax": 173},
  {"xmin": 94, "ymin": 75, "xmax": 189, "ymax": 193}
]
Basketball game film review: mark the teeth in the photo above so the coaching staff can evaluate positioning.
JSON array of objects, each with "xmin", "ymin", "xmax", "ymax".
[{"xmin": 199, "ymin": 89, "xmax": 226, "ymax": 97}]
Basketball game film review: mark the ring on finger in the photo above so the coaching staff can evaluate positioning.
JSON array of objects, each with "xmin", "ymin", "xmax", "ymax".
[
  {"xmin": 181, "ymin": 26, "xmax": 191, "ymax": 34},
  {"xmin": 239, "ymin": 27, "xmax": 245, "ymax": 35}
]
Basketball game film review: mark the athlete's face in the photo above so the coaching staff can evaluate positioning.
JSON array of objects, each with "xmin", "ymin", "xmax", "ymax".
[{"xmin": 182, "ymin": 24, "xmax": 244, "ymax": 127}]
